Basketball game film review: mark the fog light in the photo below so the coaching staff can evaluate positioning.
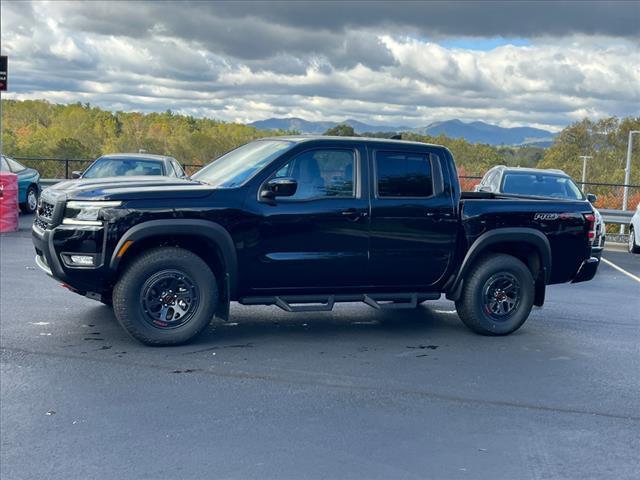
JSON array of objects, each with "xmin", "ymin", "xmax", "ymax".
[{"xmin": 70, "ymin": 255, "xmax": 95, "ymax": 266}]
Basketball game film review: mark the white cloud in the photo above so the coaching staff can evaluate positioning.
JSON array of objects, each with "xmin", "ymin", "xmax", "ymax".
[{"xmin": 1, "ymin": 1, "xmax": 638, "ymax": 130}]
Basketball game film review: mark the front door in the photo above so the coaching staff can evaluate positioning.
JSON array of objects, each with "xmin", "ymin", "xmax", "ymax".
[
  {"xmin": 248, "ymin": 143, "xmax": 370, "ymax": 292},
  {"xmin": 368, "ymin": 147, "xmax": 457, "ymax": 288}
]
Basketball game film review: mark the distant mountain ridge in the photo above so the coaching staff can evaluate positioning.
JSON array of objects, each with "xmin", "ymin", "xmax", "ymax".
[{"xmin": 248, "ymin": 117, "xmax": 555, "ymax": 146}]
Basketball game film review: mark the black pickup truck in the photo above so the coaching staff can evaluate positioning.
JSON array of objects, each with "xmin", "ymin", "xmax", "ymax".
[{"xmin": 32, "ymin": 137, "xmax": 600, "ymax": 345}]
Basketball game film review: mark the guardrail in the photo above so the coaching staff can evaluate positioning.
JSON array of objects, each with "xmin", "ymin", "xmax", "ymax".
[{"xmin": 599, "ymin": 209, "xmax": 634, "ymax": 225}]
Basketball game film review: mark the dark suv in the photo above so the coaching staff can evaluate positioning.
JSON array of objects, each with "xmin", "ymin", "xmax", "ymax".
[{"xmin": 33, "ymin": 137, "xmax": 600, "ymax": 345}]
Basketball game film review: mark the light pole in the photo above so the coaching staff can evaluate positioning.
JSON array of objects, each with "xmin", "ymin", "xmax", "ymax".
[
  {"xmin": 620, "ymin": 130, "xmax": 639, "ymax": 234},
  {"xmin": 579, "ymin": 155, "xmax": 592, "ymax": 190}
]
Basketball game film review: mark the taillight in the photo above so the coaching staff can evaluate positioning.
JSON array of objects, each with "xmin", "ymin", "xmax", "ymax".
[{"xmin": 584, "ymin": 213, "xmax": 596, "ymax": 244}]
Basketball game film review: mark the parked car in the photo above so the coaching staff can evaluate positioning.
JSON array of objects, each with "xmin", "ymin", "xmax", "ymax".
[
  {"xmin": 629, "ymin": 202, "xmax": 640, "ymax": 254},
  {"xmin": 476, "ymin": 166, "xmax": 605, "ymax": 258},
  {"xmin": 73, "ymin": 153, "xmax": 186, "ymax": 179},
  {"xmin": 33, "ymin": 137, "xmax": 599, "ymax": 345},
  {"xmin": 0, "ymin": 155, "xmax": 41, "ymax": 214}
]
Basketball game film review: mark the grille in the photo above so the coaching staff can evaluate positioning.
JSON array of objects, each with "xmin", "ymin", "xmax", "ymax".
[{"xmin": 34, "ymin": 217, "xmax": 49, "ymax": 230}]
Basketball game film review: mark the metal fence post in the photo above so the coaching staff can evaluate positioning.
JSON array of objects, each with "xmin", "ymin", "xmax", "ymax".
[{"xmin": 65, "ymin": 159, "xmax": 69, "ymax": 179}]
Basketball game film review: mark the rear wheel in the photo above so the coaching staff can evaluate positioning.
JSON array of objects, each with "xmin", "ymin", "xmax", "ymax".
[
  {"xmin": 629, "ymin": 227, "xmax": 640, "ymax": 254},
  {"xmin": 113, "ymin": 247, "xmax": 218, "ymax": 345},
  {"xmin": 455, "ymin": 254, "xmax": 534, "ymax": 336},
  {"xmin": 20, "ymin": 185, "xmax": 38, "ymax": 214}
]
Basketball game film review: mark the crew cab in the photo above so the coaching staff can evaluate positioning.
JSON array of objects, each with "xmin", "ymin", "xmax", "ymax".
[{"xmin": 32, "ymin": 137, "xmax": 600, "ymax": 345}]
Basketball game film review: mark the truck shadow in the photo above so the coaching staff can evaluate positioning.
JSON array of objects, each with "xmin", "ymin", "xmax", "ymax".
[{"xmin": 190, "ymin": 303, "xmax": 463, "ymax": 347}]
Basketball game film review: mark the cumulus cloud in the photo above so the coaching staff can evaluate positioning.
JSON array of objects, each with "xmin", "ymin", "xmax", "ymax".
[{"xmin": 1, "ymin": 0, "xmax": 639, "ymax": 130}]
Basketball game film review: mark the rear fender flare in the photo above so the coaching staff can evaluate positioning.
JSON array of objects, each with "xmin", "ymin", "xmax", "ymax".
[
  {"xmin": 446, "ymin": 228, "xmax": 551, "ymax": 302},
  {"xmin": 109, "ymin": 219, "xmax": 238, "ymax": 297}
]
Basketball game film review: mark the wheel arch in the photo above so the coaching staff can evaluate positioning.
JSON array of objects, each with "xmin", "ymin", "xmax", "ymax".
[
  {"xmin": 109, "ymin": 219, "xmax": 238, "ymax": 299},
  {"xmin": 446, "ymin": 228, "xmax": 551, "ymax": 304}
]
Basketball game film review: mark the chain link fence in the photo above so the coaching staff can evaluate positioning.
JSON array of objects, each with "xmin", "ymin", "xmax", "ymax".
[{"xmin": 10, "ymin": 157, "xmax": 639, "ymax": 225}]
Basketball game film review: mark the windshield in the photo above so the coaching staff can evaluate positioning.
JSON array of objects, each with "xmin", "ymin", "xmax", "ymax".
[
  {"xmin": 192, "ymin": 140, "xmax": 294, "ymax": 187},
  {"xmin": 501, "ymin": 172, "xmax": 585, "ymax": 200},
  {"xmin": 0, "ymin": 157, "xmax": 9, "ymax": 172},
  {"xmin": 83, "ymin": 158, "xmax": 165, "ymax": 178}
]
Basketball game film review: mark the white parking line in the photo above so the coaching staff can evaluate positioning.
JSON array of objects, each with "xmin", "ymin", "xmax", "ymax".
[{"xmin": 601, "ymin": 257, "xmax": 640, "ymax": 283}]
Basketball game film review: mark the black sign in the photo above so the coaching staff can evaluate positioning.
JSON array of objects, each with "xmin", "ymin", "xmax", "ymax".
[{"xmin": 0, "ymin": 56, "xmax": 7, "ymax": 91}]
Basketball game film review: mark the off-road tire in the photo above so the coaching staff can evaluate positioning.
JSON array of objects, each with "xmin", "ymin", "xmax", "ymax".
[
  {"xmin": 455, "ymin": 254, "xmax": 534, "ymax": 336},
  {"xmin": 113, "ymin": 247, "xmax": 218, "ymax": 345}
]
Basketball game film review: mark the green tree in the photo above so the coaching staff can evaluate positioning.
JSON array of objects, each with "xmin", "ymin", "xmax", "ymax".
[{"xmin": 324, "ymin": 124, "xmax": 356, "ymax": 136}]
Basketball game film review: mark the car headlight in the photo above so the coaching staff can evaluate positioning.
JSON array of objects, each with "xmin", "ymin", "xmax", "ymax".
[{"xmin": 62, "ymin": 201, "xmax": 122, "ymax": 226}]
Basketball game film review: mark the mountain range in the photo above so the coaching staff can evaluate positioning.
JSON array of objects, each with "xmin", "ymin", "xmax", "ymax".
[{"xmin": 248, "ymin": 117, "xmax": 555, "ymax": 146}]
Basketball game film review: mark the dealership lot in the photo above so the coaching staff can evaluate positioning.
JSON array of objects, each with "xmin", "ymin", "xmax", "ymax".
[{"xmin": 1, "ymin": 215, "xmax": 639, "ymax": 479}]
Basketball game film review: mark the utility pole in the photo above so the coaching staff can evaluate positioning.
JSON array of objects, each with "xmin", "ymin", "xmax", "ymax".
[
  {"xmin": 621, "ymin": 130, "xmax": 640, "ymax": 233},
  {"xmin": 579, "ymin": 155, "xmax": 592, "ymax": 190}
]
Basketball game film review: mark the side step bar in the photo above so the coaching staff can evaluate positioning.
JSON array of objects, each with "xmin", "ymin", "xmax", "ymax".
[{"xmin": 239, "ymin": 293, "xmax": 440, "ymax": 313}]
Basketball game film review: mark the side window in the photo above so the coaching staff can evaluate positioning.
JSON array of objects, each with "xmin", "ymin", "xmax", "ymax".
[
  {"xmin": 376, "ymin": 151, "xmax": 433, "ymax": 198},
  {"xmin": 273, "ymin": 149, "xmax": 355, "ymax": 200}
]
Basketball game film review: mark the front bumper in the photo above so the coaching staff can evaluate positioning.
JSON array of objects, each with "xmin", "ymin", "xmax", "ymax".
[
  {"xmin": 32, "ymin": 222, "xmax": 109, "ymax": 294},
  {"xmin": 572, "ymin": 256, "xmax": 600, "ymax": 283}
]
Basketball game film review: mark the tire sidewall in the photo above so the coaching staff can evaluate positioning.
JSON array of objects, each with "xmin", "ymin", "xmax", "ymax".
[
  {"xmin": 466, "ymin": 256, "xmax": 534, "ymax": 335},
  {"xmin": 22, "ymin": 186, "xmax": 38, "ymax": 214},
  {"xmin": 114, "ymin": 249, "xmax": 218, "ymax": 345}
]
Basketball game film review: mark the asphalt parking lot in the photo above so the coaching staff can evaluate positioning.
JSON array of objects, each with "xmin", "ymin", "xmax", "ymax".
[{"xmin": 1, "ymin": 214, "xmax": 639, "ymax": 480}]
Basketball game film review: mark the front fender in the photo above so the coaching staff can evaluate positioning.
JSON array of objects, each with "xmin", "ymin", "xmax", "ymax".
[{"xmin": 109, "ymin": 219, "xmax": 238, "ymax": 297}]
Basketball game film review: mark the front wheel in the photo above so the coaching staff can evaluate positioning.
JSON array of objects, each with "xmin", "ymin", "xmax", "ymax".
[
  {"xmin": 113, "ymin": 247, "xmax": 218, "ymax": 345},
  {"xmin": 20, "ymin": 185, "xmax": 38, "ymax": 214},
  {"xmin": 455, "ymin": 254, "xmax": 534, "ymax": 336},
  {"xmin": 629, "ymin": 227, "xmax": 640, "ymax": 254}
]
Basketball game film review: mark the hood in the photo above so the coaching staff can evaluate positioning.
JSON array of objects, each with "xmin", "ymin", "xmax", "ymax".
[{"xmin": 46, "ymin": 176, "xmax": 216, "ymax": 201}]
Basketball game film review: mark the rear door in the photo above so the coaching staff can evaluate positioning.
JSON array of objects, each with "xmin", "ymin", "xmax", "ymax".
[{"xmin": 368, "ymin": 147, "xmax": 457, "ymax": 288}]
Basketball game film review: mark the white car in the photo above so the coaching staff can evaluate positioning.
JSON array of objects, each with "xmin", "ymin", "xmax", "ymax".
[{"xmin": 629, "ymin": 203, "xmax": 640, "ymax": 254}]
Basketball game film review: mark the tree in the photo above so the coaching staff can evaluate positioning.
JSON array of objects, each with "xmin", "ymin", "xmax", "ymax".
[{"xmin": 324, "ymin": 124, "xmax": 356, "ymax": 136}]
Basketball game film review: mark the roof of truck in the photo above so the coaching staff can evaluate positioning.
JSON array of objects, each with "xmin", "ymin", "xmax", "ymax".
[{"xmin": 262, "ymin": 135, "xmax": 445, "ymax": 148}]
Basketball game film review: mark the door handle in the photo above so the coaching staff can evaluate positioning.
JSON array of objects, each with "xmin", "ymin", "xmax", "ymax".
[{"xmin": 341, "ymin": 209, "xmax": 367, "ymax": 220}]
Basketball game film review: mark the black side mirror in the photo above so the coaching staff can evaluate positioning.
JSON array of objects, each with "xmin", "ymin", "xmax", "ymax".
[
  {"xmin": 586, "ymin": 193, "xmax": 597, "ymax": 203},
  {"xmin": 71, "ymin": 170, "xmax": 83, "ymax": 179},
  {"xmin": 262, "ymin": 177, "xmax": 297, "ymax": 199}
]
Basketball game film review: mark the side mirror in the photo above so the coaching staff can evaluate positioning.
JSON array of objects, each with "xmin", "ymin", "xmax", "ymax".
[
  {"xmin": 586, "ymin": 193, "xmax": 597, "ymax": 203},
  {"xmin": 71, "ymin": 170, "xmax": 83, "ymax": 179},
  {"xmin": 261, "ymin": 177, "xmax": 297, "ymax": 199}
]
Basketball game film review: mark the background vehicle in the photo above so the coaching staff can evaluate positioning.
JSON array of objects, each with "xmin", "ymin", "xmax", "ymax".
[
  {"xmin": 629, "ymin": 203, "xmax": 640, "ymax": 254},
  {"xmin": 33, "ymin": 137, "xmax": 599, "ymax": 345},
  {"xmin": 476, "ymin": 166, "xmax": 605, "ymax": 257},
  {"xmin": 73, "ymin": 153, "xmax": 186, "ymax": 179},
  {"xmin": 1, "ymin": 155, "xmax": 41, "ymax": 214}
]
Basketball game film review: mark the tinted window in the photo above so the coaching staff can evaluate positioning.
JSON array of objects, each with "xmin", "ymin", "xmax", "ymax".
[
  {"xmin": 376, "ymin": 151, "xmax": 433, "ymax": 197},
  {"xmin": 273, "ymin": 149, "xmax": 355, "ymax": 200},
  {"xmin": 0, "ymin": 157, "xmax": 9, "ymax": 172},
  {"xmin": 501, "ymin": 173, "xmax": 584, "ymax": 200},
  {"xmin": 82, "ymin": 158, "xmax": 165, "ymax": 178},
  {"xmin": 193, "ymin": 140, "xmax": 294, "ymax": 188}
]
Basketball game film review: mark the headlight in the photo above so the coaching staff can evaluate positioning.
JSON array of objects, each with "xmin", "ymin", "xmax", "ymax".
[{"xmin": 62, "ymin": 201, "xmax": 121, "ymax": 226}]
